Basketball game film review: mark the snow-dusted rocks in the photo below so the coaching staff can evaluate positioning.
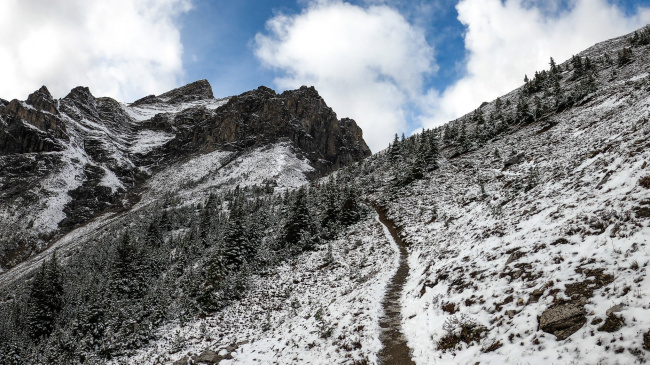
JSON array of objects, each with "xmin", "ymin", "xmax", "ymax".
[{"xmin": 0, "ymin": 80, "xmax": 370, "ymax": 272}]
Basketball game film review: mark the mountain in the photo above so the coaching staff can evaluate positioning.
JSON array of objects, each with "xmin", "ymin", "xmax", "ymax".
[
  {"xmin": 0, "ymin": 81, "xmax": 370, "ymax": 271},
  {"xmin": 1, "ymin": 25, "xmax": 650, "ymax": 365}
]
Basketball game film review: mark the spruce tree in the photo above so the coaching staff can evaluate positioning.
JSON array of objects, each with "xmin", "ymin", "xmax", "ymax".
[
  {"xmin": 222, "ymin": 195, "xmax": 254, "ymax": 271},
  {"xmin": 282, "ymin": 190, "xmax": 317, "ymax": 253},
  {"xmin": 110, "ymin": 232, "xmax": 147, "ymax": 299},
  {"xmin": 27, "ymin": 252, "xmax": 64, "ymax": 339},
  {"xmin": 339, "ymin": 188, "xmax": 361, "ymax": 226},
  {"xmin": 389, "ymin": 133, "xmax": 401, "ymax": 162}
]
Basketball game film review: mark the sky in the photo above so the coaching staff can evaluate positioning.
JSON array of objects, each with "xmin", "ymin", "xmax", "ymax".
[{"xmin": 1, "ymin": 0, "xmax": 649, "ymax": 151}]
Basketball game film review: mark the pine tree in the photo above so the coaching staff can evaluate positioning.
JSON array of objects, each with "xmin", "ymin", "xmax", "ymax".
[
  {"xmin": 553, "ymin": 79, "xmax": 565, "ymax": 109},
  {"xmin": 456, "ymin": 122, "xmax": 470, "ymax": 154},
  {"xmin": 110, "ymin": 232, "xmax": 148, "ymax": 299},
  {"xmin": 571, "ymin": 55, "xmax": 584, "ymax": 78},
  {"xmin": 27, "ymin": 252, "xmax": 64, "ymax": 339},
  {"xmin": 339, "ymin": 188, "xmax": 361, "ymax": 226},
  {"xmin": 222, "ymin": 195, "xmax": 255, "ymax": 271},
  {"xmin": 424, "ymin": 131, "xmax": 439, "ymax": 170},
  {"xmin": 389, "ymin": 133, "xmax": 401, "ymax": 162},
  {"xmin": 146, "ymin": 221, "xmax": 162, "ymax": 248},
  {"xmin": 617, "ymin": 47, "xmax": 633, "ymax": 66},
  {"xmin": 321, "ymin": 188, "xmax": 340, "ymax": 229},
  {"xmin": 549, "ymin": 57, "xmax": 558, "ymax": 74},
  {"xmin": 282, "ymin": 190, "xmax": 317, "ymax": 253}
]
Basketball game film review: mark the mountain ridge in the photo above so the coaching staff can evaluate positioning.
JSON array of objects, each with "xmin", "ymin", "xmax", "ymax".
[
  {"xmin": 0, "ymin": 80, "xmax": 370, "ymax": 271},
  {"xmin": 0, "ymin": 24, "xmax": 649, "ymax": 365}
]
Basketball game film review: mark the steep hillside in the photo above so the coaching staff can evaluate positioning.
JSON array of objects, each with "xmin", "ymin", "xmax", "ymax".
[
  {"xmin": 1, "ymin": 24, "xmax": 649, "ymax": 365},
  {"xmin": 122, "ymin": 25, "xmax": 650, "ymax": 365},
  {"xmin": 0, "ymin": 81, "xmax": 370, "ymax": 272}
]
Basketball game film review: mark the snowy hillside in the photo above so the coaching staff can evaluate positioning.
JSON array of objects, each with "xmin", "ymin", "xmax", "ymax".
[
  {"xmin": 122, "ymin": 26, "xmax": 650, "ymax": 365},
  {"xmin": 1, "ymin": 24, "xmax": 650, "ymax": 365}
]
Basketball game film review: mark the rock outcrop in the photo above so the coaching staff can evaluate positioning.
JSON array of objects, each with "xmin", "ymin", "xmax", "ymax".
[
  {"xmin": 161, "ymin": 85, "xmax": 371, "ymax": 177},
  {"xmin": 0, "ymin": 80, "xmax": 371, "ymax": 270}
]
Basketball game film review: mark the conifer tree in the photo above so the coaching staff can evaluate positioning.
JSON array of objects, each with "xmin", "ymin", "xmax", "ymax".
[
  {"xmin": 389, "ymin": 133, "xmax": 401, "ymax": 162},
  {"xmin": 27, "ymin": 252, "xmax": 64, "ymax": 339},
  {"xmin": 282, "ymin": 189, "xmax": 317, "ymax": 253},
  {"xmin": 110, "ymin": 232, "xmax": 148, "ymax": 299},
  {"xmin": 339, "ymin": 188, "xmax": 361, "ymax": 226},
  {"xmin": 222, "ymin": 194, "xmax": 255, "ymax": 271}
]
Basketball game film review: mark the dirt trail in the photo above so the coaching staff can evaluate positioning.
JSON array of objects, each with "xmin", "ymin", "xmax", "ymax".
[{"xmin": 375, "ymin": 205, "xmax": 416, "ymax": 365}]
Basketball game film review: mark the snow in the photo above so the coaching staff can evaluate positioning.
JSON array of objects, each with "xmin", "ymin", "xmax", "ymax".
[
  {"xmin": 130, "ymin": 129, "xmax": 176, "ymax": 154},
  {"xmin": 365, "ymin": 46, "xmax": 650, "ymax": 364},
  {"xmin": 123, "ymin": 97, "xmax": 229, "ymax": 122},
  {"xmin": 99, "ymin": 165, "xmax": 125, "ymax": 193},
  {"xmin": 139, "ymin": 142, "xmax": 314, "ymax": 208},
  {"xmin": 113, "ymin": 217, "xmax": 398, "ymax": 365}
]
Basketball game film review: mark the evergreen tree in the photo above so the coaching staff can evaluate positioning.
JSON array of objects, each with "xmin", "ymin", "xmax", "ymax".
[
  {"xmin": 282, "ymin": 190, "xmax": 317, "ymax": 253},
  {"xmin": 456, "ymin": 122, "xmax": 471, "ymax": 154},
  {"xmin": 549, "ymin": 57, "xmax": 558, "ymax": 74},
  {"xmin": 424, "ymin": 131, "xmax": 439, "ymax": 170},
  {"xmin": 321, "ymin": 188, "xmax": 340, "ymax": 229},
  {"xmin": 109, "ymin": 232, "xmax": 148, "ymax": 299},
  {"xmin": 339, "ymin": 188, "xmax": 361, "ymax": 226},
  {"xmin": 553, "ymin": 79, "xmax": 565, "ymax": 109},
  {"xmin": 389, "ymin": 133, "xmax": 401, "ymax": 162},
  {"xmin": 27, "ymin": 252, "xmax": 64, "ymax": 339},
  {"xmin": 146, "ymin": 221, "xmax": 162, "ymax": 248},
  {"xmin": 222, "ymin": 195, "xmax": 255, "ymax": 271},
  {"xmin": 617, "ymin": 47, "xmax": 633, "ymax": 66}
]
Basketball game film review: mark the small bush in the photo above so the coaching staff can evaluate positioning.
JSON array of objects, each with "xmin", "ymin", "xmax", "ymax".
[
  {"xmin": 643, "ymin": 330, "xmax": 650, "ymax": 351},
  {"xmin": 639, "ymin": 176, "xmax": 650, "ymax": 189},
  {"xmin": 438, "ymin": 315, "xmax": 487, "ymax": 351},
  {"xmin": 598, "ymin": 314, "xmax": 625, "ymax": 333},
  {"xmin": 441, "ymin": 302, "xmax": 457, "ymax": 314}
]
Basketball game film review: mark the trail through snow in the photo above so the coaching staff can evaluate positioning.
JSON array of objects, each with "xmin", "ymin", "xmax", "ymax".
[{"xmin": 375, "ymin": 206, "xmax": 416, "ymax": 365}]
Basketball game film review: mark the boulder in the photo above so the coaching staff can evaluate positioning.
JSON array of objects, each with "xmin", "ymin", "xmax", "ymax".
[
  {"xmin": 539, "ymin": 302, "xmax": 586, "ymax": 340},
  {"xmin": 193, "ymin": 349, "xmax": 222, "ymax": 364},
  {"xmin": 172, "ymin": 356, "xmax": 189, "ymax": 365},
  {"xmin": 504, "ymin": 153, "xmax": 525, "ymax": 167}
]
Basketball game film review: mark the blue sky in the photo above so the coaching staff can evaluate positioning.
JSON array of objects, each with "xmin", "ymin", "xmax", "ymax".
[
  {"xmin": 179, "ymin": 0, "xmax": 466, "ymax": 99},
  {"xmin": 1, "ymin": 0, "xmax": 649, "ymax": 151}
]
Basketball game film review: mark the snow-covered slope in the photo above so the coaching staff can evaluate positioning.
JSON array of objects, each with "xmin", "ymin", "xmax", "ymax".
[
  {"xmin": 365, "ymin": 28, "xmax": 650, "ymax": 364},
  {"xmin": 0, "ymin": 79, "xmax": 369, "ymax": 273},
  {"xmin": 2, "ymin": 24, "xmax": 650, "ymax": 365},
  {"xmin": 127, "ymin": 26, "xmax": 650, "ymax": 365}
]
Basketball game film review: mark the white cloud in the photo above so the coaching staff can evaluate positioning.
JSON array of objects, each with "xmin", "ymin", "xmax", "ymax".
[
  {"xmin": 254, "ymin": 0, "xmax": 435, "ymax": 152},
  {"xmin": 0, "ymin": 0, "xmax": 191, "ymax": 102},
  {"xmin": 420, "ymin": 0, "xmax": 650, "ymax": 128}
]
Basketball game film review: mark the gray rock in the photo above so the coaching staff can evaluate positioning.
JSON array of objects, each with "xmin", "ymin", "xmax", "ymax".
[
  {"xmin": 606, "ymin": 304, "xmax": 624, "ymax": 316},
  {"xmin": 539, "ymin": 302, "xmax": 586, "ymax": 340},
  {"xmin": 172, "ymin": 356, "xmax": 189, "ymax": 365},
  {"xmin": 504, "ymin": 153, "xmax": 526, "ymax": 167},
  {"xmin": 193, "ymin": 349, "xmax": 222, "ymax": 364}
]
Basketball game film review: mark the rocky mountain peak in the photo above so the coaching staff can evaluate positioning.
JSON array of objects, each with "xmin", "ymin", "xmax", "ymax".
[
  {"xmin": 64, "ymin": 86, "xmax": 96, "ymax": 105},
  {"xmin": 26, "ymin": 86, "xmax": 58, "ymax": 115},
  {"xmin": 157, "ymin": 79, "xmax": 214, "ymax": 104},
  {"xmin": 168, "ymin": 83, "xmax": 371, "ymax": 177}
]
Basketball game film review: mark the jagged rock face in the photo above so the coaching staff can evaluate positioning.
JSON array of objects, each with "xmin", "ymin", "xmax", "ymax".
[
  {"xmin": 163, "ymin": 85, "xmax": 371, "ymax": 177},
  {"xmin": 0, "ymin": 86, "xmax": 69, "ymax": 154},
  {"xmin": 158, "ymin": 79, "xmax": 214, "ymax": 104},
  {"xmin": 132, "ymin": 79, "xmax": 214, "ymax": 106},
  {"xmin": 0, "ymin": 80, "xmax": 371, "ymax": 270}
]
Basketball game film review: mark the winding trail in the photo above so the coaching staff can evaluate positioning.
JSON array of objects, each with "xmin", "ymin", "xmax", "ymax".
[{"xmin": 374, "ymin": 205, "xmax": 416, "ymax": 365}]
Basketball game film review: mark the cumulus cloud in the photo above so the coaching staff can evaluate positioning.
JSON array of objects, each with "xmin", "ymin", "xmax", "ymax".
[
  {"xmin": 420, "ymin": 0, "xmax": 650, "ymax": 128},
  {"xmin": 254, "ymin": 0, "xmax": 435, "ymax": 152},
  {"xmin": 0, "ymin": 0, "xmax": 191, "ymax": 102}
]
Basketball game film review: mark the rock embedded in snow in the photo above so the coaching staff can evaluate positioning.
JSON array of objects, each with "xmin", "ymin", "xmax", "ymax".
[{"xmin": 539, "ymin": 302, "xmax": 587, "ymax": 340}]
